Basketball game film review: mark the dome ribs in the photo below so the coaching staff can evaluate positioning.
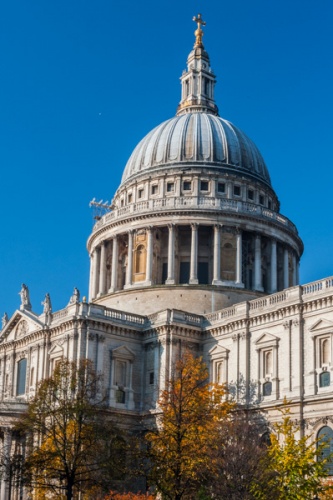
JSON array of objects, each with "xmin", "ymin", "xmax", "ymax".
[
  {"xmin": 121, "ymin": 113, "xmax": 271, "ymax": 187},
  {"xmin": 200, "ymin": 113, "xmax": 213, "ymax": 161}
]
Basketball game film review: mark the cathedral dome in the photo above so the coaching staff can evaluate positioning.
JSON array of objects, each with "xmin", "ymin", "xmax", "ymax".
[
  {"xmin": 121, "ymin": 113, "xmax": 271, "ymax": 186},
  {"xmin": 87, "ymin": 13, "xmax": 303, "ymax": 317}
]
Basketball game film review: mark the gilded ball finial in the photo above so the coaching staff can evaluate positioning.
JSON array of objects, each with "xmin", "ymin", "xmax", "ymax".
[{"xmin": 193, "ymin": 13, "xmax": 206, "ymax": 47}]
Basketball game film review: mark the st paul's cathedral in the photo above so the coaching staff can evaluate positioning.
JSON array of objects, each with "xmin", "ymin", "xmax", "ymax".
[{"xmin": 0, "ymin": 14, "xmax": 333, "ymax": 499}]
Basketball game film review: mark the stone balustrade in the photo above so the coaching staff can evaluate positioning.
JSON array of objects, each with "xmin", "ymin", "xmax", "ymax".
[
  {"xmin": 302, "ymin": 277, "xmax": 333, "ymax": 297},
  {"xmin": 92, "ymin": 197, "xmax": 298, "ymax": 235}
]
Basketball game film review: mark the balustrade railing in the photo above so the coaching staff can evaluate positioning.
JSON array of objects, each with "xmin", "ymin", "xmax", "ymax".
[
  {"xmin": 92, "ymin": 196, "xmax": 298, "ymax": 234},
  {"xmin": 302, "ymin": 277, "xmax": 333, "ymax": 295}
]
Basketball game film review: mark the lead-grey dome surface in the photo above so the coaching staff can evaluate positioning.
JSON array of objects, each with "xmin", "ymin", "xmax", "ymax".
[{"xmin": 121, "ymin": 113, "xmax": 271, "ymax": 186}]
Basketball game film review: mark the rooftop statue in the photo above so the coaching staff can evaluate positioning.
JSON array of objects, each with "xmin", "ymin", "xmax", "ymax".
[{"xmin": 19, "ymin": 284, "xmax": 32, "ymax": 311}]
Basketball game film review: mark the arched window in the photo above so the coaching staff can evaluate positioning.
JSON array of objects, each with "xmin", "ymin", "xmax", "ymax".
[
  {"xmin": 222, "ymin": 242, "xmax": 236, "ymax": 281},
  {"xmin": 185, "ymin": 80, "xmax": 189, "ymax": 97},
  {"xmin": 263, "ymin": 381, "xmax": 272, "ymax": 396},
  {"xmin": 216, "ymin": 361, "xmax": 224, "ymax": 385},
  {"xmin": 16, "ymin": 359, "xmax": 27, "ymax": 396},
  {"xmin": 322, "ymin": 338, "xmax": 330, "ymax": 365},
  {"xmin": 318, "ymin": 426, "xmax": 333, "ymax": 475},
  {"xmin": 264, "ymin": 351, "xmax": 273, "ymax": 376},
  {"xmin": 116, "ymin": 389, "xmax": 125, "ymax": 404},
  {"xmin": 135, "ymin": 245, "xmax": 146, "ymax": 274}
]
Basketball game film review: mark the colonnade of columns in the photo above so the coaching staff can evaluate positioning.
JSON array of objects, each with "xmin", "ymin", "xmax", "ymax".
[{"xmin": 89, "ymin": 224, "xmax": 300, "ymax": 300}]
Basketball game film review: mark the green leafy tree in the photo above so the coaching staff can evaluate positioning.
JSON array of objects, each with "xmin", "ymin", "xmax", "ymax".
[
  {"xmin": 16, "ymin": 359, "xmax": 126, "ymax": 500},
  {"xmin": 252, "ymin": 402, "xmax": 333, "ymax": 500},
  {"xmin": 145, "ymin": 353, "xmax": 233, "ymax": 500}
]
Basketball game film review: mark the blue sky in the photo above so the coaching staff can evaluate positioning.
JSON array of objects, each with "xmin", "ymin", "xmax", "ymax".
[{"xmin": 1, "ymin": 0, "xmax": 333, "ymax": 318}]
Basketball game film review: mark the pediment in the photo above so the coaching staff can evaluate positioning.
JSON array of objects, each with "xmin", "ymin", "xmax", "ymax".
[
  {"xmin": 309, "ymin": 319, "xmax": 333, "ymax": 333},
  {"xmin": 49, "ymin": 343, "xmax": 64, "ymax": 357},
  {"xmin": 255, "ymin": 332, "xmax": 279, "ymax": 346},
  {"xmin": 0, "ymin": 310, "xmax": 43, "ymax": 343},
  {"xmin": 112, "ymin": 345, "xmax": 135, "ymax": 360},
  {"xmin": 209, "ymin": 344, "xmax": 229, "ymax": 358}
]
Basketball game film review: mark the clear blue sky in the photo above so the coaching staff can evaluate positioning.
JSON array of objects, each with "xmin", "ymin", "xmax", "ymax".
[{"xmin": 1, "ymin": 0, "xmax": 332, "ymax": 318}]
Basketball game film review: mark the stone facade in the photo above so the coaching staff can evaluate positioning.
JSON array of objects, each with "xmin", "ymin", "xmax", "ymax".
[{"xmin": 0, "ymin": 15, "xmax": 332, "ymax": 499}]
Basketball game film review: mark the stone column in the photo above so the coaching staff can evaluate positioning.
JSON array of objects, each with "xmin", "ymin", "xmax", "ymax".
[
  {"xmin": 235, "ymin": 229, "xmax": 244, "ymax": 286},
  {"xmin": 90, "ymin": 249, "xmax": 99, "ymax": 300},
  {"xmin": 296, "ymin": 258, "xmax": 300, "ymax": 285},
  {"xmin": 88, "ymin": 251, "xmax": 94, "ymax": 301},
  {"xmin": 92, "ymin": 246, "xmax": 101, "ymax": 299},
  {"xmin": 254, "ymin": 234, "xmax": 264, "ymax": 291},
  {"xmin": 125, "ymin": 230, "xmax": 133, "ymax": 288},
  {"xmin": 292, "ymin": 253, "xmax": 297, "ymax": 286},
  {"xmin": 98, "ymin": 241, "xmax": 107, "ymax": 297},
  {"xmin": 153, "ymin": 341, "xmax": 160, "ymax": 404},
  {"xmin": 270, "ymin": 239, "xmax": 277, "ymax": 293},
  {"xmin": 146, "ymin": 227, "xmax": 153, "ymax": 283},
  {"xmin": 284, "ymin": 248, "xmax": 289, "ymax": 289},
  {"xmin": 110, "ymin": 236, "xmax": 118, "ymax": 293},
  {"xmin": 166, "ymin": 224, "xmax": 176, "ymax": 284},
  {"xmin": 127, "ymin": 361, "xmax": 135, "ymax": 410},
  {"xmin": 189, "ymin": 223, "xmax": 199, "ymax": 284},
  {"xmin": 212, "ymin": 224, "xmax": 222, "ymax": 284}
]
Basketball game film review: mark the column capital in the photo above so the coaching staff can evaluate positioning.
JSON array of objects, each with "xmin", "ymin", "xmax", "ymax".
[{"xmin": 191, "ymin": 223, "xmax": 199, "ymax": 230}]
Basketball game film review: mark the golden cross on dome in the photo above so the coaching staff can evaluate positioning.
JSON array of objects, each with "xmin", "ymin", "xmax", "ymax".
[{"xmin": 193, "ymin": 13, "xmax": 206, "ymax": 47}]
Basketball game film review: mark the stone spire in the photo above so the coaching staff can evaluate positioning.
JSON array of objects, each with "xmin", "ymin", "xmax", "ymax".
[{"xmin": 177, "ymin": 14, "xmax": 218, "ymax": 116}]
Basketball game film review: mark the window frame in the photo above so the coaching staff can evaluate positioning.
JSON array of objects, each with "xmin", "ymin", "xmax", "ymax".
[{"xmin": 16, "ymin": 358, "xmax": 27, "ymax": 396}]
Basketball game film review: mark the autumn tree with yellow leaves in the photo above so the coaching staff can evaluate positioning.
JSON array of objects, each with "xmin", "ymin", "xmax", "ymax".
[
  {"xmin": 16, "ymin": 360, "xmax": 126, "ymax": 500},
  {"xmin": 145, "ymin": 353, "xmax": 233, "ymax": 500},
  {"xmin": 252, "ymin": 403, "xmax": 333, "ymax": 500}
]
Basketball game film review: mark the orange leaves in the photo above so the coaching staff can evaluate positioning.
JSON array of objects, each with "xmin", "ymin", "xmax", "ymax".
[
  {"xmin": 104, "ymin": 492, "xmax": 155, "ymax": 500},
  {"xmin": 146, "ymin": 353, "xmax": 233, "ymax": 499}
]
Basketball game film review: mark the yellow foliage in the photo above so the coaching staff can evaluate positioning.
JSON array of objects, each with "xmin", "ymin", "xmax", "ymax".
[{"xmin": 146, "ymin": 353, "xmax": 233, "ymax": 499}]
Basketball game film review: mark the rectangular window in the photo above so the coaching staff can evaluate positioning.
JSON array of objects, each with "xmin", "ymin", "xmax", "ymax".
[
  {"xmin": 128, "ymin": 193, "xmax": 132, "ymax": 203},
  {"xmin": 268, "ymin": 200, "xmax": 272, "ymax": 209},
  {"xmin": 200, "ymin": 180, "xmax": 209, "ymax": 191},
  {"xmin": 138, "ymin": 188, "xmax": 144, "ymax": 199},
  {"xmin": 149, "ymin": 372, "xmax": 154, "ymax": 385},
  {"xmin": 151, "ymin": 185, "xmax": 158, "ymax": 195},
  {"xmin": 179, "ymin": 261, "xmax": 190, "ymax": 284},
  {"xmin": 17, "ymin": 359, "xmax": 27, "ymax": 396},
  {"xmin": 248, "ymin": 189, "xmax": 254, "ymax": 200},
  {"xmin": 233, "ymin": 185, "xmax": 241, "ymax": 196},
  {"xmin": 167, "ymin": 182, "xmax": 174, "ymax": 192},
  {"xmin": 218, "ymin": 182, "xmax": 225, "ymax": 193},
  {"xmin": 259, "ymin": 194, "xmax": 265, "ymax": 205},
  {"xmin": 183, "ymin": 181, "xmax": 191, "ymax": 191}
]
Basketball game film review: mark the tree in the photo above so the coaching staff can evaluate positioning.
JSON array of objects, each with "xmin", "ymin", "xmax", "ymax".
[
  {"xmin": 16, "ymin": 359, "xmax": 126, "ymax": 500},
  {"xmin": 252, "ymin": 402, "xmax": 333, "ymax": 500},
  {"xmin": 206, "ymin": 409, "xmax": 270, "ymax": 499},
  {"xmin": 104, "ymin": 492, "xmax": 155, "ymax": 499},
  {"xmin": 145, "ymin": 353, "xmax": 233, "ymax": 500}
]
